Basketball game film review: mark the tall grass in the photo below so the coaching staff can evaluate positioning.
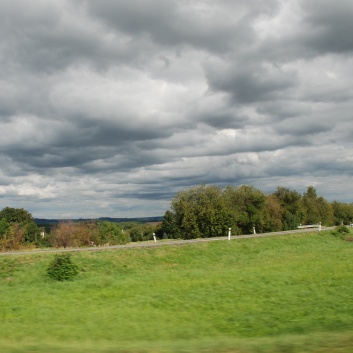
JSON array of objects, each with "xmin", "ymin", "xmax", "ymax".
[{"xmin": 0, "ymin": 231, "xmax": 352, "ymax": 352}]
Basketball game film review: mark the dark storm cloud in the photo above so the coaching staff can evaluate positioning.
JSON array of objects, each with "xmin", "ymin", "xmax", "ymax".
[
  {"xmin": 80, "ymin": 0, "xmax": 277, "ymax": 53},
  {"xmin": 197, "ymin": 111, "xmax": 247, "ymax": 129},
  {"xmin": 272, "ymin": 118, "xmax": 332, "ymax": 136},
  {"xmin": 0, "ymin": 0, "xmax": 153, "ymax": 75},
  {"xmin": 1, "ymin": 0, "xmax": 353, "ymax": 217},
  {"xmin": 206, "ymin": 63, "xmax": 299, "ymax": 104},
  {"xmin": 0, "ymin": 2, "xmax": 90, "ymax": 72},
  {"xmin": 301, "ymin": 0, "xmax": 353, "ymax": 54}
]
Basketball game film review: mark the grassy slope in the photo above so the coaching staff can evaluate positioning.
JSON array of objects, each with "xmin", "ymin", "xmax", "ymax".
[{"xmin": 0, "ymin": 231, "xmax": 352, "ymax": 352}]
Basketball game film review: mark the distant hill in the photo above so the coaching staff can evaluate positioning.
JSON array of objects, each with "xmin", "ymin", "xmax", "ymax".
[{"xmin": 34, "ymin": 216, "xmax": 163, "ymax": 225}]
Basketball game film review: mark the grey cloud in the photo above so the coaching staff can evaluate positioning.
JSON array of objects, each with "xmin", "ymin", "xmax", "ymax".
[
  {"xmin": 206, "ymin": 63, "xmax": 299, "ymax": 104},
  {"xmin": 0, "ymin": 1, "xmax": 146, "ymax": 74},
  {"xmin": 3, "ymin": 121, "xmax": 171, "ymax": 172},
  {"xmin": 259, "ymin": 0, "xmax": 353, "ymax": 63},
  {"xmin": 272, "ymin": 118, "xmax": 332, "ymax": 136},
  {"xmin": 1, "ymin": 0, "xmax": 353, "ymax": 218},
  {"xmin": 79, "ymin": 0, "xmax": 280, "ymax": 54},
  {"xmin": 199, "ymin": 111, "xmax": 247, "ymax": 129},
  {"xmin": 256, "ymin": 101, "xmax": 309, "ymax": 121},
  {"xmin": 301, "ymin": 0, "xmax": 353, "ymax": 54}
]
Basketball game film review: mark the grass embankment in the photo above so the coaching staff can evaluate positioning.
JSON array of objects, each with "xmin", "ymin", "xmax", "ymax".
[{"xmin": 0, "ymin": 231, "xmax": 352, "ymax": 352}]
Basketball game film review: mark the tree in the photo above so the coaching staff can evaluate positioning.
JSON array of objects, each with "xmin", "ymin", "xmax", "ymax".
[
  {"xmin": 316, "ymin": 196, "xmax": 334, "ymax": 226},
  {"xmin": 0, "ymin": 223, "xmax": 25, "ymax": 250},
  {"xmin": 127, "ymin": 225, "xmax": 143, "ymax": 242},
  {"xmin": 0, "ymin": 207, "xmax": 39, "ymax": 247},
  {"xmin": 141, "ymin": 224, "xmax": 155, "ymax": 241},
  {"xmin": 157, "ymin": 210, "xmax": 180, "ymax": 239},
  {"xmin": 300, "ymin": 186, "xmax": 333, "ymax": 225},
  {"xmin": 224, "ymin": 185, "xmax": 266, "ymax": 234},
  {"xmin": 23, "ymin": 221, "xmax": 40, "ymax": 243},
  {"xmin": 49, "ymin": 221, "xmax": 75, "ymax": 249},
  {"xmin": 50, "ymin": 221, "xmax": 106, "ymax": 248},
  {"xmin": 0, "ymin": 218, "xmax": 10, "ymax": 239},
  {"xmin": 0, "ymin": 207, "xmax": 33, "ymax": 224},
  {"xmin": 331, "ymin": 201, "xmax": 353, "ymax": 225},
  {"xmin": 171, "ymin": 185, "xmax": 230, "ymax": 239},
  {"xmin": 262, "ymin": 195, "xmax": 283, "ymax": 232},
  {"xmin": 272, "ymin": 187, "xmax": 302, "ymax": 230},
  {"xmin": 96, "ymin": 222, "xmax": 129, "ymax": 245},
  {"xmin": 300, "ymin": 186, "xmax": 320, "ymax": 224}
]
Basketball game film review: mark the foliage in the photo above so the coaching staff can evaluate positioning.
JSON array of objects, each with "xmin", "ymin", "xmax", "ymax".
[
  {"xmin": 336, "ymin": 225, "xmax": 350, "ymax": 234},
  {"xmin": 262, "ymin": 194, "xmax": 283, "ymax": 232},
  {"xmin": 2, "ymin": 183, "xmax": 353, "ymax": 251},
  {"xmin": 47, "ymin": 254, "xmax": 79, "ymax": 281},
  {"xmin": 0, "ymin": 207, "xmax": 33, "ymax": 224},
  {"xmin": 300, "ymin": 187, "xmax": 334, "ymax": 225},
  {"xmin": 224, "ymin": 185, "xmax": 267, "ymax": 234},
  {"xmin": 0, "ymin": 207, "xmax": 39, "ymax": 248},
  {"xmin": 168, "ymin": 184, "xmax": 289, "ymax": 238},
  {"xmin": 0, "ymin": 223, "xmax": 26, "ymax": 251},
  {"xmin": 331, "ymin": 201, "xmax": 353, "ymax": 226},
  {"xmin": 157, "ymin": 210, "xmax": 180, "ymax": 239},
  {"xmin": 127, "ymin": 223, "xmax": 156, "ymax": 242},
  {"xmin": 161, "ymin": 184, "xmax": 353, "ymax": 239},
  {"xmin": 49, "ymin": 221, "xmax": 98, "ymax": 248},
  {"xmin": 23, "ymin": 221, "xmax": 40, "ymax": 243},
  {"xmin": 95, "ymin": 222, "xmax": 129, "ymax": 245},
  {"xmin": 0, "ymin": 218, "xmax": 10, "ymax": 239},
  {"xmin": 331, "ymin": 225, "xmax": 351, "ymax": 239},
  {"xmin": 272, "ymin": 187, "xmax": 302, "ymax": 230},
  {"xmin": 171, "ymin": 185, "xmax": 230, "ymax": 239}
]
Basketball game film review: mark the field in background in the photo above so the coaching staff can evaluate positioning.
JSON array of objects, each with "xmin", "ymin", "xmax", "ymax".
[{"xmin": 0, "ymin": 230, "xmax": 352, "ymax": 352}]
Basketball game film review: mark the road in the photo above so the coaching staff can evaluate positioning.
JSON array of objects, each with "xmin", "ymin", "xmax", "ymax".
[{"xmin": 0, "ymin": 226, "xmax": 335, "ymax": 257}]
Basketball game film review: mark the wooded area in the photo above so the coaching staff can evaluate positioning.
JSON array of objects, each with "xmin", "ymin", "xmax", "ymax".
[
  {"xmin": 157, "ymin": 185, "xmax": 353, "ymax": 239},
  {"xmin": 1, "ymin": 185, "xmax": 352, "ymax": 250}
]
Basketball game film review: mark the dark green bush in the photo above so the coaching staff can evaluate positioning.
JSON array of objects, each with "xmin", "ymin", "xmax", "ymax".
[
  {"xmin": 331, "ymin": 225, "xmax": 350, "ymax": 239},
  {"xmin": 47, "ymin": 254, "xmax": 79, "ymax": 281}
]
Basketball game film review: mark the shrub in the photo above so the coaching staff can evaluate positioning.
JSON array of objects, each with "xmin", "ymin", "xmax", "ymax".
[
  {"xmin": 47, "ymin": 254, "xmax": 79, "ymax": 281},
  {"xmin": 337, "ymin": 225, "xmax": 350, "ymax": 233},
  {"xmin": 95, "ymin": 222, "xmax": 129, "ymax": 245},
  {"xmin": 0, "ymin": 223, "xmax": 26, "ymax": 251},
  {"xmin": 331, "ymin": 225, "xmax": 350, "ymax": 239},
  {"xmin": 50, "ymin": 221, "xmax": 99, "ymax": 248}
]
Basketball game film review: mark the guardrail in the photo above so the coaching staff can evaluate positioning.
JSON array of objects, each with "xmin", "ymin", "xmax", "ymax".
[{"xmin": 298, "ymin": 223, "xmax": 321, "ymax": 231}]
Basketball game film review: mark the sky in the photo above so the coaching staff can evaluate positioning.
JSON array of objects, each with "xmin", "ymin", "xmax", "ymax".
[{"xmin": 1, "ymin": 0, "xmax": 353, "ymax": 219}]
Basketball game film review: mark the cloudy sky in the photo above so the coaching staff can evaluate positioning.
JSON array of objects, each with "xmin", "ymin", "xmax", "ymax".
[{"xmin": 1, "ymin": 0, "xmax": 353, "ymax": 219}]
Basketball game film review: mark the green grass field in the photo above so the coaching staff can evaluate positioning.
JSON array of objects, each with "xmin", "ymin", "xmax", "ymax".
[{"xmin": 0, "ymin": 230, "xmax": 352, "ymax": 352}]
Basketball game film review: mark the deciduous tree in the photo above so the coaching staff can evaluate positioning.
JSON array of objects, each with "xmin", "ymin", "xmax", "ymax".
[
  {"xmin": 224, "ymin": 185, "xmax": 266, "ymax": 234},
  {"xmin": 0, "ymin": 207, "xmax": 33, "ymax": 224},
  {"xmin": 171, "ymin": 185, "xmax": 229, "ymax": 239},
  {"xmin": 272, "ymin": 187, "xmax": 302, "ymax": 230}
]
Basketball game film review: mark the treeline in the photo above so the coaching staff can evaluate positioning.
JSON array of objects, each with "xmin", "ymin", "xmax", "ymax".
[
  {"xmin": 0, "ymin": 207, "xmax": 158, "ymax": 251},
  {"xmin": 1, "ymin": 184, "xmax": 353, "ymax": 250},
  {"xmin": 156, "ymin": 185, "xmax": 353, "ymax": 239}
]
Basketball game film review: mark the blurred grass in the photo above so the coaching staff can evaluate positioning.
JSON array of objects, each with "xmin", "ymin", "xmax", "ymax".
[{"xmin": 0, "ymin": 230, "xmax": 352, "ymax": 352}]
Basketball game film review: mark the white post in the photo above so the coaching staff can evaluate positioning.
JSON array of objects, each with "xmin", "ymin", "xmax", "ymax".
[
  {"xmin": 319, "ymin": 222, "xmax": 321, "ymax": 232},
  {"xmin": 153, "ymin": 233, "xmax": 157, "ymax": 242},
  {"xmin": 228, "ymin": 228, "xmax": 231, "ymax": 241},
  {"xmin": 253, "ymin": 226, "xmax": 256, "ymax": 234}
]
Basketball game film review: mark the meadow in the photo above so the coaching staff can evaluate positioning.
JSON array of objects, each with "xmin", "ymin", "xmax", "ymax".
[{"xmin": 0, "ymin": 230, "xmax": 352, "ymax": 352}]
